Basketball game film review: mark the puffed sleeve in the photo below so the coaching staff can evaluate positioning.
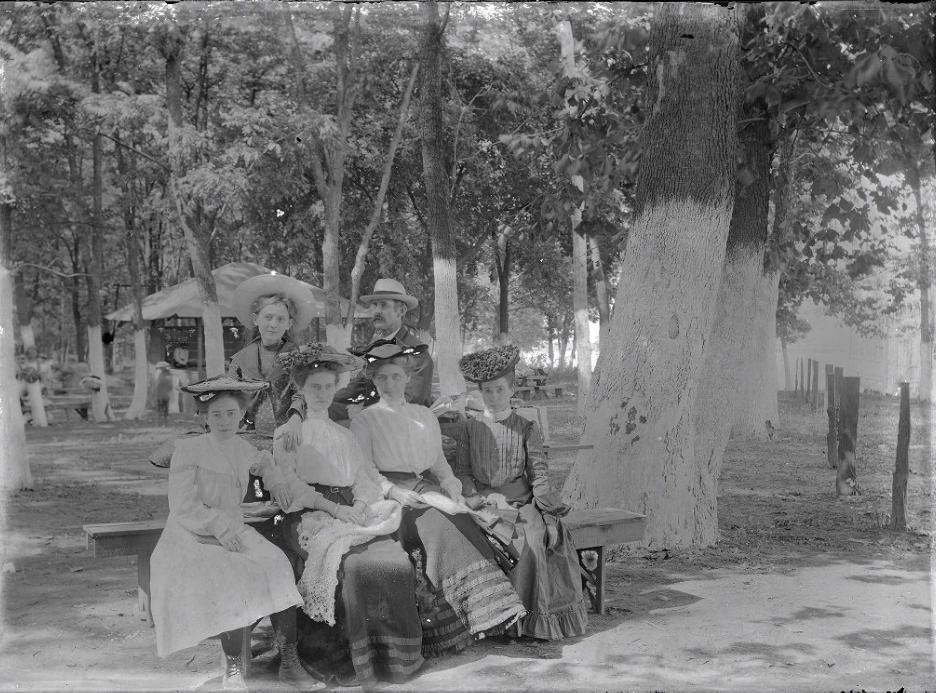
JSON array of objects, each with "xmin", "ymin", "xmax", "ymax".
[
  {"xmin": 452, "ymin": 420, "xmax": 479, "ymax": 496},
  {"xmin": 348, "ymin": 435, "xmax": 382, "ymax": 505},
  {"xmin": 167, "ymin": 442, "xmax": 243, "ymax": 542},
  {"xmin": 267, "ymin": 433, "xmax": 331, "ymax": 513},
  {"xmin": 424, "ymin": 412, "xmax": 462, "ymax": 498},
  {"xmin": 525, "ymin": 420, "xmax": 566, "ymax": 515},
  {"xmin": 351, "ymin": 413, "xmax": 395, "ymax": 497}
]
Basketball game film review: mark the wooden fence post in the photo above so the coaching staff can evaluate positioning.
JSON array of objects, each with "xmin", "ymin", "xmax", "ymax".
[
  {"xmin": 811, "ymin": 359, "xmax": 820, "ymax": 412},
  {"xmin": 826, "ymin": 364, "xmax": 837, "ymax": 468},
  {"xmin": 891, "ymin": 382, "xmax": 910, "ymax": 530},
  {"xmin": 804, "ymin": 359, "xmax": 811, "ymax": 402},
  {"xmin": 839, "ymin": 376, "xmax": 860, "ymax": 450}
]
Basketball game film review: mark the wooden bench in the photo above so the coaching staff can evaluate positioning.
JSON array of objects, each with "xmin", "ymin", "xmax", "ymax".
[
  {"xmin": 23, "ymin": 397, "xmax": 91, "ymax": 422},
  {"xmin": 565, "ymin": 508, "xmax": 645, "ymax": 614}
]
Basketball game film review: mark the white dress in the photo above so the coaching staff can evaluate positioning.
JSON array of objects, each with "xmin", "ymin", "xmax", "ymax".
[{"xmin": 150, "ymin": 435, "xmax": 302, "ymax": 656}]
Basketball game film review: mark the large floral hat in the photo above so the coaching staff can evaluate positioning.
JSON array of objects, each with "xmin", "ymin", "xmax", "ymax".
[
  {"xmin": 458, "ymin": 345, "xmax": 520, "ymax": 384},
  {"xmin": 277, "ymin": 342, "xmax": 362, "ymax": 374},
  {"xmin": 181, "ymin": 375, "xmax": 270, "ymax": 403}
]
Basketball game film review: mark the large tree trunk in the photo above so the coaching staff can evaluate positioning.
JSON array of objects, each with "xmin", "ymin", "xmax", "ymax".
[
  {"xmin": 0, "ymin": 144, "xmax": 31, "ymax": 488},
  {"xmin": 87, "ymin": 44, "xmax": 114, "ymax": 421},
  {"xmin": 693, "ymin": 112, "xmax": 772, "ymax": 516},
  {"xmin": 562, "ymin": 3, "xmax": 739, "ymax": 550},
  {"xmin": 14, "ymin": 278, "xmax": 35, "ymax": 350},
  {"xmin": 493, "ymin": 225, "xmax": 511, "ymax": 345},
  {"xmin": 572, "ymin": 227, "xmax": 591, "ymax": 415},
  {"xmin": 734, "ymin": 131, "xmax": 799, "ymax": 437},
  {"xmin": 419, "ymin": 1, "xmax": 464, "ymax": 398},
  {"xmin": 116, "ymin": 135, "xmax": 149, "ymax": 420},
  {"xmin": 908, "ymin": 162, "xmax": 933, "ymax": 402},
  {"xmin": 162, "ymin": 24, "xmax": 225, "ymax": 377},
  {"xmin": 590, "ymin": 233, "xmax": 611, "ymax": 345}
]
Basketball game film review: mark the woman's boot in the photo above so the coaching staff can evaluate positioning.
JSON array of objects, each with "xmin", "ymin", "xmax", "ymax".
[
  {"xmin": 270, "ymin": 607, "xmax": 326, "ymax": 690},
  {"xmin": 222, "ymin": 653, "xmax": 248, "ymax": 691}
]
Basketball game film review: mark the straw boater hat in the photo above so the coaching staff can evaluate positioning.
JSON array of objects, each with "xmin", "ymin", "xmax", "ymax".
[
  {"xmin": 458, "ymin": 345, "xmax": 520, "ymax": 384},
  {"xmin": 360, "ymin": 278, "xmax": 419, "ymax": 311},
  {"xmin": 181, "ymin": 375, "xmax": 270, "ymax": 403},
  {"xmin": 231, "ymin": 273, "xmax": 319, "ymax": 332},
  {"xmin": 277, "ymin": 342, "xmax": 362, "ymax": 375}
]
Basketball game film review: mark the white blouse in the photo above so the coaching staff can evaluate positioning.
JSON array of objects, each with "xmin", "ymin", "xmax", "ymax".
[
  {"xmin": 351, "ymin": 399, "xmax": 461, "ymax": 498},
  {"xmin": 271, "ymin": 410, "xmax": 380, "ymax": 512}
]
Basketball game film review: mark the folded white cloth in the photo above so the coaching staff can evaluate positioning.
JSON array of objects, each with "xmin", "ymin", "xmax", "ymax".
[{"xmin": 297, "ymin": 500, "xmax": 402, "ymax": 625}]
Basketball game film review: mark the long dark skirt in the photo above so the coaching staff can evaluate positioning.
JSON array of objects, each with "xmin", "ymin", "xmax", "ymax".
[
  {"xmin": 277, "ymin": 504, "xmax": 424, "ymax": 686},
  {"xmin": 385, "ymin": 473, "xmax": 526, "ymax": 653}
]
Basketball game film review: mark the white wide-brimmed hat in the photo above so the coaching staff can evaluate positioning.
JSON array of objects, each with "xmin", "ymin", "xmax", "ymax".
[
  {"xmin": 360, "ymin": 278, "xmax": 418, "ymax": 311},
  {"xmin": 231, "ymin": 273, "xmax": 320, "ymax": 332}
]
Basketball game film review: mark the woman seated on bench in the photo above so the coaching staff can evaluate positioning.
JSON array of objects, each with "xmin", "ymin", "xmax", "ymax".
[
  {"xmin": 350, "ymin": 342, "xmax": 526, "ymax": 655},
  {"xmin": 268, "ymin": 343, "xmax": 424, "ymax": 688},
  {"xmin": 455, "ymin": 345, "xmax": 587, "ymax": 640},
  {"xmin": 149, "ymin": 377, "xmax": 323, "ymax": 691}
]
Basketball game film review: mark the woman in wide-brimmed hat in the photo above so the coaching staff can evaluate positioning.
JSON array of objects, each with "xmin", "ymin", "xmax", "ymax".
[
  {"xmin": 454, "ymin": 345, "xmax": 587, "ymax": 640},
  {"xmin": 267, "ymin": 343, "xmax": 425, "ymax": 688},
  {"xmin": 350, "ymin": 342, "xmax": 526, "ymax": 656},
  {"xmin": 228, "ymin": 272, "xmax": 318, "ymax": 441},
  {"xmin": 148, "ymin": 376, "xmax": 324, "ymax": 690}
]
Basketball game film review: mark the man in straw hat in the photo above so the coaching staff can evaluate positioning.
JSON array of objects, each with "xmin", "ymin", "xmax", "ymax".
[{"xmin": 285, "ymin": 278, "xmax": 433, "ymax": 424}]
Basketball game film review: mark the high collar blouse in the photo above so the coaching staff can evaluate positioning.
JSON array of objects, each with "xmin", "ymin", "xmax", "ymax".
[{"xmin": 350, "ymin": 399, "xmax": 461, "ymax": 497}]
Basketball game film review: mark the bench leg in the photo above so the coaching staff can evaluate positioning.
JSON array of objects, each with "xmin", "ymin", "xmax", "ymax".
[{"xmin": 137, "ymin": 553, "xmax": 154, "ymax": 626}]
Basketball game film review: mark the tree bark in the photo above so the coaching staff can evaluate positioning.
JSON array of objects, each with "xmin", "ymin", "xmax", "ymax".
[
  {"xmin": 562, "ymin": 2, "xmax": 739, "ymax": 549},
  {"xmin": 0, "ymin": 123, "xmax": 31, "ymax": 487},
  {"xmin": 693, "ymin": 110, "xmax": 771, "ymax": 519},
  {"xmin": 87, "ymin": 37, "xmax": 113, "ymax": 421},
  {"xmin": 907, "ymin": 162, "xmax": 933, "ymax": 402},
  {"xmin": 590, "ymin": 233, "xmax": 611, "ymax": 344},
  {"xmin": 419, "ymin": 1, "xmax": 464, "ymax": 398},
  {"xmin": 161, "ymin": 23, "xmax": 225, "ymax": 377},
  {"xmin": 117, "ymin": 136, "xmax": 150, "ymax": 420},
  {"xmin": 493, "ymin": 224, "xmax": 511, "ymax": 345},
  {"xmin": 891, "ymin": 382, "xmax": 911, "ymax": 529},
  {"xmin": 572, "ymin": 227, "xmax": 591, "ymax": 415}
]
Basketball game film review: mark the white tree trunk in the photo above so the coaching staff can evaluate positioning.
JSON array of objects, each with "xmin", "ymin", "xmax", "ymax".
[
  {"xmin": 1, "ymin": 265, "xmax": 32, "ymax": 490},
  {"xmin": 563, "ymin": 200, "xmax": 734, "ymax": 549},
  {"xmin": 325, "ymin": 322, "xmax": 352, "ymax": 353},
  {"xmin": 86, "ymin": 325, "xmax": 113, "ymax": 422},
  {"xmin": 202, "ymin": 302, "xmax": 226, "ymax": 378},
  {"xmin": 434, "ymin": 256, "xmax": 465, "ymax": 397},
  {"xmin": 692, "ymin": 247, "xmax": 762, "ymax": 534},
  {"xmin": 572, "ymin": 227, "xmax": 591, "ymax": 416},
  {"xmin": 124, "ymin": 327, "xmax": 149, "ymax": 420},
  {"xmin": 732, "ymin": 268, "xmax": 780, "ymax": 437},
  {"xmin": 25, "ymin": 380, "xmax": 47, "ymax": 427},
  {"xmin": 168, "ymin": 371, "xmax": 182, "ymax": 414}
]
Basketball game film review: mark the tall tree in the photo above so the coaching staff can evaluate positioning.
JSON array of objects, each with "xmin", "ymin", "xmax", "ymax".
[
  {"xmin": 562, "ymin": 3, "xmax": 739, "ymax": 549},
  {"xmin": 156, "ymin": 17, "xmax": 225, "ymax": 377},
  {"xmin": 418, "ymin": 1, "xmax": 464, "ymax": 398}
]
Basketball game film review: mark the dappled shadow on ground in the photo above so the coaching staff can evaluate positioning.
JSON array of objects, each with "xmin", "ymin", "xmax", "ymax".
[{"xmin": 836, "ymin": 624, "xmax": 933, "ymax": 650}]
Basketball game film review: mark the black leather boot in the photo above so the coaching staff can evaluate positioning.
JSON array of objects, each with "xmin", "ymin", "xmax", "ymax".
[{"xmin": 276, "ymin": 635, "xmax": 327, "ymax": 690}]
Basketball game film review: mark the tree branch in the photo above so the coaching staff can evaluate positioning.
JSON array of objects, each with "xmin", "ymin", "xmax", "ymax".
[
  {"xmin": 101, "ymin": 133, "xmax": 171, "ymax": 172},
  {"xmin": 13, "ymin": 262, "xmax": 90, "ymax": 279}
]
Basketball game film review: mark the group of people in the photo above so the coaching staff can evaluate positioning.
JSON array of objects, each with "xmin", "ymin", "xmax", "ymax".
[{"xmin": 149, "ymin": 274, "xmax": 588, "ymax": 691}]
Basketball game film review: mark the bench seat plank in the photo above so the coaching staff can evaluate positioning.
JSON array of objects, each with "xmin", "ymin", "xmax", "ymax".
[{"xmin": 565, "ymin": 509, "xmax": 645, "ymax": 548}]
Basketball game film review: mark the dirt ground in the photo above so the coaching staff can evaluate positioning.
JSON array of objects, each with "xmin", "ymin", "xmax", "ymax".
[{"xmin": 0, "ymin": 391, "xmax": 933, "ymax": 692}]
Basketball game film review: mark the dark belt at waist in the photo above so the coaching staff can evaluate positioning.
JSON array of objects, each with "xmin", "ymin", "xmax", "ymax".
[
  {"xmin": 309, "ymin": 482, "xmax": 352, "ymax": 495},
  {"xmin": 381, "ymin": 471, "xmax": 423, "ymax": 482}
]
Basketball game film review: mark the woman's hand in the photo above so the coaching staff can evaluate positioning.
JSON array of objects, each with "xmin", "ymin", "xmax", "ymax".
[
  {"xmin": 219, "ymin": 528, "xmax": 244, "ymax": 552},
  {"xmin": 464, "ymin": 494, "xmax": 486, "ymax": 511},
  {"xmin": 335, "ymin": 504, "xmax": 366, "ymax": 525},
  {"xmin": 388, "ymin": 486, "xmax": 422, "ymax": 507},
  {"xmin": 276, "ymin": 415, "xmax": 303, "ymax": 452}
]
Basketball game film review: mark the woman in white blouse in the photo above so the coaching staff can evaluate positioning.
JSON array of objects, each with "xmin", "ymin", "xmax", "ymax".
[
  {"xmin": 351, "ymin": 343, "xmax": 526, "ymax": 655},
  {"xmin": 149, "ymin": 377, "xmax": 323, "ymax": 691},
  {"xmin": 270, "ymin": 344, "xmax": 424, "ymax": 688}
]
